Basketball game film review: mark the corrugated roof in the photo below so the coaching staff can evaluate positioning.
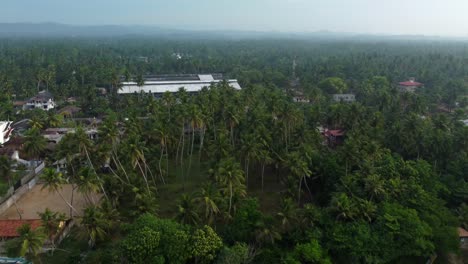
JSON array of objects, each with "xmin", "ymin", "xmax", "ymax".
[{"xmin": 118, "ymin": 79, "xmax": 241, "ymax": 94}]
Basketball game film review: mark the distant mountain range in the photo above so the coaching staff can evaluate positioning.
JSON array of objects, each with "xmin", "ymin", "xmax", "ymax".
[{"xmin": 0, "ymin": 22, "xmax": 466, "ymax": 41}]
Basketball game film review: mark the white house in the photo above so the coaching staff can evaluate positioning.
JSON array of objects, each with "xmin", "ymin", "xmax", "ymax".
[
  {"xmin": 333, "ymin": 94, "xmax": 356, "ymax": 103},
  {"xmin": 23, "ymin": 91, "xmax": 56, "ymax": 111},
  {"xmin": 118, "ymin": 74, "xmax": 241, "ymax": 96},
  {"xmin": 0, "ymin": 121, "xmax": 13, "ymax": 145}
]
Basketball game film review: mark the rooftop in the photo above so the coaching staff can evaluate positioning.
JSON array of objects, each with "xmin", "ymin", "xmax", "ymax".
[
  {"xmin": 459, "ymin": 227, "xmax": 468, "ymax": 238},
  {"xmin": 399, "ymin": 80, "xmax": 423, "ymax": 87},
  {"xmin": 118, "ymin": 74, "xmax": 241, "ymax": 94},
  {"xmin": 0, "ymin": 219, "xmax": 41, "ymax": 238}
]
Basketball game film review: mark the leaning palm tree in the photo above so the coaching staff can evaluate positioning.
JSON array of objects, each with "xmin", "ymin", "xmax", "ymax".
[
  {"xmin": 40, "ymin": 168, "xmax": 78, "ymax": 216},
  {"xmin": 215, "ymin": 158, "xmax": 246, "ymax": 216},
  {"xmin": 76, "ymin": 167, "xmax": 100, "ymax": 205},
  {"xmin": 81, "ymin": 205, "xmax": 108, "ymax": 249},
  {"xmin": 176, "ymin": 193, "xmax": 200, "ymax": 226},
  {"xmin": 195, "ymin": 183, "xmax": 221, "ymax": 225},
  {"xmin": 38, "ymin": 208, "xmax": 66, "ymax": 252},
  {"xmin": 17, "ymin": 223, "xmax": 46, "ymax": 261}
]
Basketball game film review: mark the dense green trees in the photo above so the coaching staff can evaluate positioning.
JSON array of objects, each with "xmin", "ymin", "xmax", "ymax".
[{"xmin": 0, "ymin": 38, "xmax": 467, "ymax": 263}]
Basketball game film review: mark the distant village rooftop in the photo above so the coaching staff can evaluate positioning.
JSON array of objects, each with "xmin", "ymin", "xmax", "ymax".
[
  {"xmin": 398, "ymin": 80, "xmax": 423, "ymax": 87},
  {"xmin": 118, "ymin": 74, "xmax": 241, "ymax": 95}
]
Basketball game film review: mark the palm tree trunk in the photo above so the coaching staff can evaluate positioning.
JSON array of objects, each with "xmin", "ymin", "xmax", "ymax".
[
  {"xmin": 159, "ymin": 146, "xmax": 165, "ymax": 183},
  {"xmin": 245, "ymin": 158, "xmax": 249, "ymax": 189},
  {"xmin": 198, "ymin": 126, "xmax": 206, "ymax": 162},
  {"xmin": 84, "ymin": 147, "xmax": 109, "ymax": 201},
  {"xmin": 188, "ymin": 126, "xmax": 195, "ymax": 178},
  {"xmin": 297, "ymin": 177, "xmax": 302, "ymax": 205},
  {"xmin": 56, "ymin": 188, "xmax": 78, "ymax": 215},
  {"xmin": 137, "ymin": 161, "xmax": 151, "ymax": 194},
  {"xmin": 261, "ymin": 163, "xmax": 265, "ymax": 192},
  {"xmin": 229, "ymin": 183, "xmax": 233, "ymax": 216}
]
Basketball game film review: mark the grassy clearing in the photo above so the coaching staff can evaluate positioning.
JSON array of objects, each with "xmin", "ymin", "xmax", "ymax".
[{"xmin": 157, "ymin": 156, "xmax": 284, "ymax": 217}]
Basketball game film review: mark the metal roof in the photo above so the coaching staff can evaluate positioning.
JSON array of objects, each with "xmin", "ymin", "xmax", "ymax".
[{"xmin": 118, "ymin": 74, "xmax": 241, "ymax": 94}]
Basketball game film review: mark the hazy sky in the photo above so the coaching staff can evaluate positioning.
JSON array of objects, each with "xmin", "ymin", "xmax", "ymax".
[{"xmin": 2, "ymin": 0, "xmax": 468, "ymax": 36}]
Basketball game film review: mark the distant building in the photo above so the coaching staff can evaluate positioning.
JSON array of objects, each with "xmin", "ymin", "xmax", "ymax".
[
  {"xmin": 23, "ymin": 91, "xmax": 55, "ymax": 111},
  {"xmin": 0, "ymin": 121, "xmax": 13, "ymax": 145},
  {"xmin": 0, "ymin": 219, "xmax": 41, "ymax": 240},
  {"xmin": 321, "ymin": 129, "xmax": 346, "ymax": 147},
  {"xmin": 118, "ymin": 74, "xmax": 241, "ymax": 96},
  {"xmin": 333, "ymin": 94, "xmax": 356, "ymax": 103},
  {"xmin": 459, "ymin": 227, "xmax": 468, "ymax": 248},
  {"xmin": 398, "ymin": 78, "xmax": 423, "ymax": 93},
  {"xmin": 460, "ymin": 119, "xmax": 468, "ymax": 126}
]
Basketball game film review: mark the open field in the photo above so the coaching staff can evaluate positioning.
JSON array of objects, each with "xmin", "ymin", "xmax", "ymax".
[{"xmin": 0, "ymin": 184, "xmax": 97, "ymax": 219}]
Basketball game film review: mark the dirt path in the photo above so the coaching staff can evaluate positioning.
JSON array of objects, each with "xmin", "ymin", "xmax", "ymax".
[{"xmin": 0, "ymin": 184, "xmax": 99, "ymax": 220}]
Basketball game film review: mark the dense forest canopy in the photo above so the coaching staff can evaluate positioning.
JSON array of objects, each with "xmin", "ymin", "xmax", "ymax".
[{"xmin": 0, "ymin": 37, "xmax": 467, "ymax": 263}]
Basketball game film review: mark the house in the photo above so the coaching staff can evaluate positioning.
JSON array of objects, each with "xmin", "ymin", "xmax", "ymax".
[
  {"xmin": 321, "ymin": 129, "xmax": 346, "ymax": 146},
  {"xmin": 0, "ymin": 220, "xmax": 42, "ymax": 253},
  {"xmin": 333, "ymin": 94, "xmax": 356, "ymax": 103},
  {"xmin": 459, "ymin": 227, "xmax": 468, "ymax": 248},
  {"xmin": 0, "ymin": 122, "xmax": 13, "ymax": 145},
  {"xmin": 118, "ymin": 74, "xmax": 241, "ymax": 96},
  {"xmin": 398, "ymin": 78, "xmax": 423, "ymax": 93},
  {"xmin": 23, "ymin": 91, "xmax": 55, "ymax": 111}
]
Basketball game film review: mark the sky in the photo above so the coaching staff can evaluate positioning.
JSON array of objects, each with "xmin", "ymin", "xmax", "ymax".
[{"xmin": 2, "ymin": 0, "xmax": 468, "ymax": 37}]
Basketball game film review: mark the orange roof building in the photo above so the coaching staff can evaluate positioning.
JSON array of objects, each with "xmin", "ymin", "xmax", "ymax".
[{"xmin": 0, "ymin": 219, "xmax": 41, "ymax": 238}]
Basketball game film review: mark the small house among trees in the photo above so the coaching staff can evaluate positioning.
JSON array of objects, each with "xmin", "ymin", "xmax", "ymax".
[{"xmin": 398, "ymin": 78, "xmax": 423, "ymax": 93}]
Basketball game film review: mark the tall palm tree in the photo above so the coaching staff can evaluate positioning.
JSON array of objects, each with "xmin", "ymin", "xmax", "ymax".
[
  {"xmin": 123, "ymin": 134, "xmax": 151, "ymax": 193},
  {"xmin": 74, "ymin": 127, "xmax": 109, "ymax": 200},
  {"xmin": 215, "ymin": 158, "xmax": 246, "ymax": 216},
  {"xmin": 0, "ymin": 155, "xmax": 11, "ymax": 184},
  {"xmin": 195, "ymin": 183, "xmax": 221, "ymax": 225},
  {"xmin": 176, "ymin": 193, "xmax": 200, "ymax": 226},
  {"xmin": 81, "ymin": 205, "xmax": 108, "ymax": 249},
  {"xmin": 23, "ymin": 128, "xmax": 47, "ymax": 160},
  {"xmin": 46, "ymin": 112, "xmax": 63, "ymax": 128},
  {"xmin": 38, "ymin": 208, "xmax": 66, "ymax": 251},
  {"xmin": 40, "ymin": 168, "xmax": 77, "ymax": 216},
  {"xmin": 17, "ymin": 223, "xmax": 46, "ymax": 261},
  {"xmin": 76, "ymin": 167, "xmax": 100, "ymax": 205}
]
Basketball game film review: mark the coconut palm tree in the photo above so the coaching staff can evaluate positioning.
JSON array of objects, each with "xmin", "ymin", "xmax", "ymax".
[
  {"xmin": 74, "ymin": 127, "xmax": 109, "ymax": 200},
  {"xmin": 195, "ymin": 183, "xmax": 221, "ymax": 225},
  {"xmin": 215, "ymin": 158, "xmax": 246, "ymax": 216},
  {"xmin": 123, "ymin": 134, "xmax": 151, "ymax": 193},
  {"xmin": 176, "ymin": 193, "xmax": 200, "ymax": 226},
  {"xmin": 38, "ymin": 208, "xmax": 66, "ymax": 251},
  {"xmin": 40, "ymin": 168, "xmax": 77, "ymax": 216},
  {"xmin": 76, "ymin": 167, "xmax": 100, "ymax": 205},
  {"xmin": 0, "ymin": 155, "xmax": 11, "ymax": 183},
  {"xmin": 81, "ymin": 205, "xmax": 108, "ymax": 249},
  {"xmin": 17, "ymin": 223, "xmax": 46, "ymax": 261},
  {"xmin": 22, "ymin": 128, "xmax": 47, "ymax": 160}
]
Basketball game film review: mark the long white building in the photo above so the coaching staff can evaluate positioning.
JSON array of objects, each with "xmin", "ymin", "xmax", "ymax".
[
  {"xmin": 0, "ymin": 121, "xmax": 13, "ymax": 145},
  {"xmin": 118, "ymin": 74, "xmax": 241, "ymax": 95}
]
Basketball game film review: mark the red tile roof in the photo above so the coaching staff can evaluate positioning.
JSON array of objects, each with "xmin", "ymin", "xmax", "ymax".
[
  {"xmin": 0, "ymin": 219, "xmax": 42, "ymax": 238},
  {"xmin": 459, "ymin": 227, "xmax": 468, "ymax": 238},
  {"xmin": 324, "ymin": 130, "xmax": 345, "ymax": 137},
  {"xmin": 399, "ymin": 81, "xmax": 423, "ymax": 86}
]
